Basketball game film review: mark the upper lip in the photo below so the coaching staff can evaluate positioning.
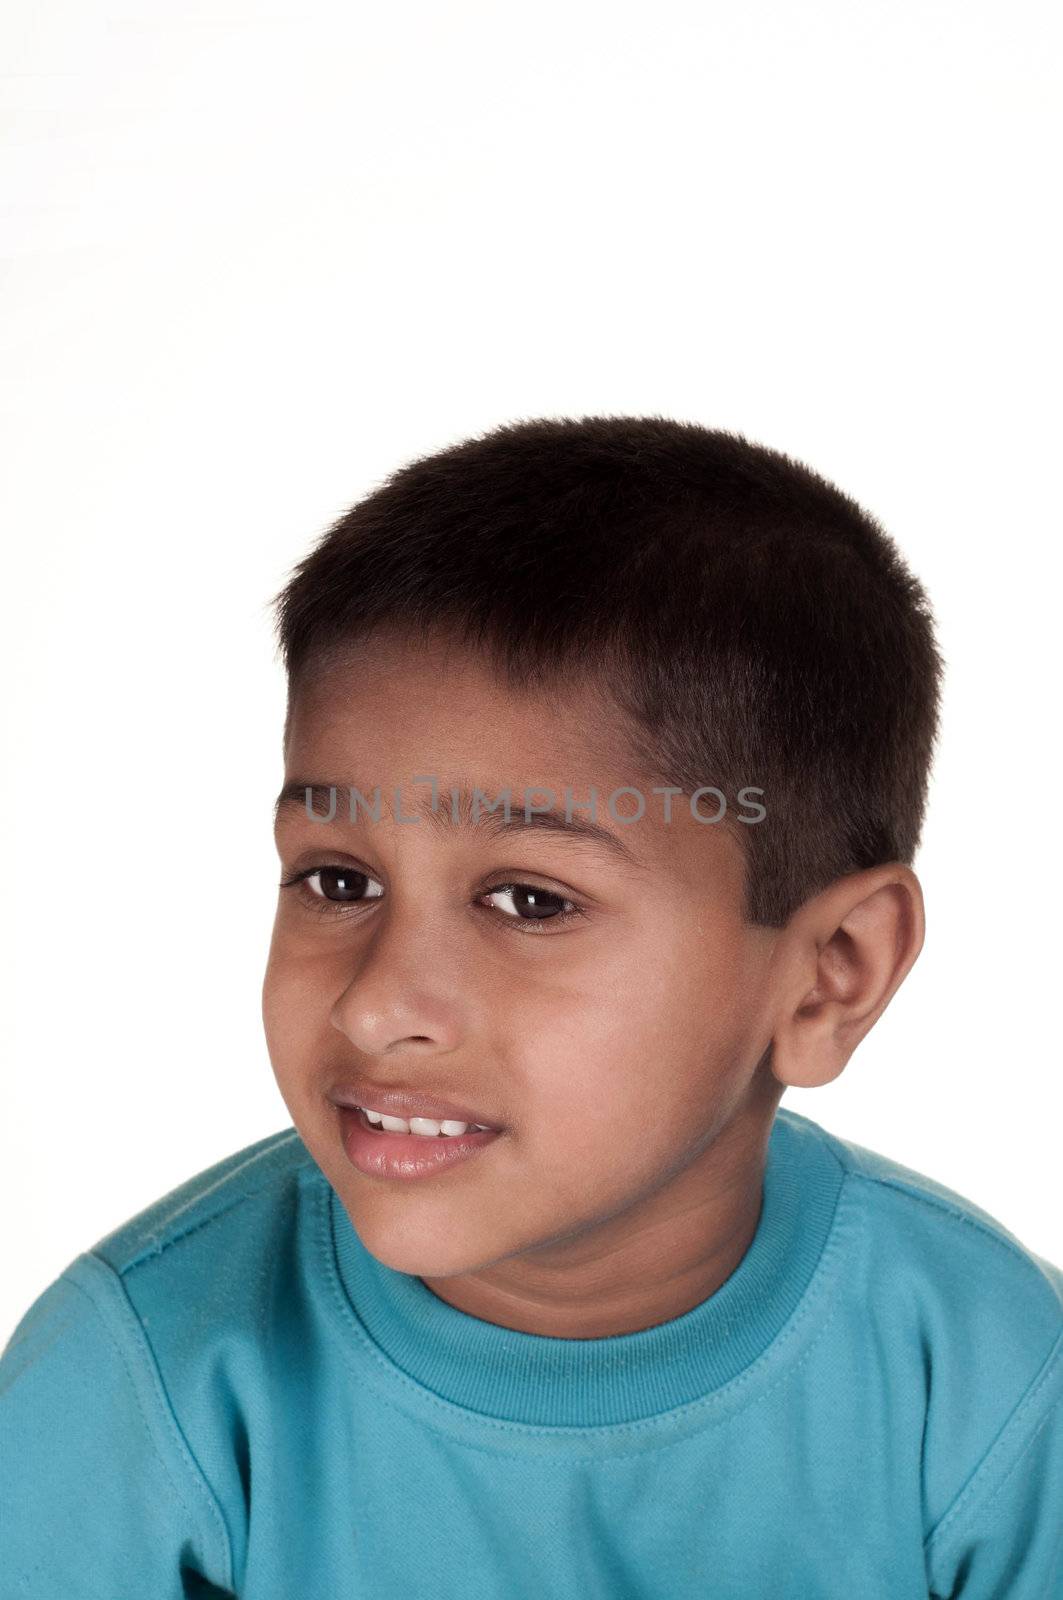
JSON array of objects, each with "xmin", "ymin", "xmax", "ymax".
[{"xmin": 328, "ymin": 1082, "xmax": 505, "ymax": 1130}]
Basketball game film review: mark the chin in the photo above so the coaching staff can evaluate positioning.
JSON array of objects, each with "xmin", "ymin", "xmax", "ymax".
[{"xmin": 350, "ymin": 1212, "xmax": 494, "ymax": 1280}]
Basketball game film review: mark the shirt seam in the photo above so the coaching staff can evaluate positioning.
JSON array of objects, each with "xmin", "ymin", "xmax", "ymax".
[
  {"xmin": 839, "ymin": 1166, "xmax": 1046, "ymax": 1274},
  {"xmin": 923, "ymin": 1321, "xmax": 1063, "ymax": 1565},
  {"xmin": 839, "ymin": 1165, "xmax": 1063, "ymax": 1562},
  {"xmin": 70, "ymin": 1253, "xmax": 236, "ymax": 1590},
  {"xmin": 114, "ymin": 1153, "xmax": 318, "ymax": 1278}
]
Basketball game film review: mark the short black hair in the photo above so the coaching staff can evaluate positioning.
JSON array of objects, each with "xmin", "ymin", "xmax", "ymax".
[{"xmin": 271, "ymin": 415, "xmax": 942, "ymax": 927}]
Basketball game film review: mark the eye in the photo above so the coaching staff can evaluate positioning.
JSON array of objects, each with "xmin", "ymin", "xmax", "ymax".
[
  {"xmin": 481, "ymin": 883, "xmax": 581, "ymax": 929},
  {"xmin": 278, "ymin": 867, "xmax": 585, "ymax": 935},
  {"xmin": 280, "ymin": 865, "xmax": 384, "ymax": 909}
]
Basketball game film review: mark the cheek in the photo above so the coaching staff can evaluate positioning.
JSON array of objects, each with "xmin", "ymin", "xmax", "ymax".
[
  {"xmin": 507, "ymin": 967, "xmax": 687, "ymax": 1124},
  {"xmin": 520, "ymin": 941, "xmax": 749, "ymax": 1125},
  {"xmin": 261, "ymin": 936, "xmax": 330, "ymax": 1067}
]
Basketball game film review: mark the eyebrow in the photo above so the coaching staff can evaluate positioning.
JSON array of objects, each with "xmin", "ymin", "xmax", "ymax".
[{"xmin": 273, "ymin": 780, "xmax": 646, "ymax": 867}]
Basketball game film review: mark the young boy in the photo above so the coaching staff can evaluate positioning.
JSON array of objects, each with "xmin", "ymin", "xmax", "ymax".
[{"xmin": 1, "ymin": 417, "xmax": 1060, "ymax": 1599}]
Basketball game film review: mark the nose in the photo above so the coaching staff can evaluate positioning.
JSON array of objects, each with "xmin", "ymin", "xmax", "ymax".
[{"xmin": 329, "ymin": 905, "xmax": 466, "ymax": 1057}]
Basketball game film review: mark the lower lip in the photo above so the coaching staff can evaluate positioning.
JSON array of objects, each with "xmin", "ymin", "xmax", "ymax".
[{"xmin": 337, "ymin": 1106, "xmax": 503, "ymax": 1181}]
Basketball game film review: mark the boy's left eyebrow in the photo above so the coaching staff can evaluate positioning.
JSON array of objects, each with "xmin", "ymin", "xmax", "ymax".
[{"xmin": 273, "ymin": 780, "xmax": 649, "ymax": 867}]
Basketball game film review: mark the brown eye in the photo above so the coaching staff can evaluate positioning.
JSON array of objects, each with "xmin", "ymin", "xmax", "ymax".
[
  {"xmin": 483, "ymin": 885, "xmax": 574, "ymax": 920},
  {"xmin": 287, "ymin": 867, "xmax": 384, "ymax": 903}
]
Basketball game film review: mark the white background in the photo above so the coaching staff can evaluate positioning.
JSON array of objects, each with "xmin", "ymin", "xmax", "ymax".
[{"xmin": 1, "ymin": 1, "xmax": 1060, "ymax": 1346}]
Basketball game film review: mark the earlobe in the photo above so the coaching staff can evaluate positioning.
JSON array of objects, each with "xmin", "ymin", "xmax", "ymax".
[{"xmin": 768, "ymin": 865, "xmax": 925, "ymax": 1091}]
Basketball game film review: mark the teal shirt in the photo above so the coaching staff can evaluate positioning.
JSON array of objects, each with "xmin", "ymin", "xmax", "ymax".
[{"xmin": 2, "ymin": 1107, "xmax": 1061, "ymax": 1598}]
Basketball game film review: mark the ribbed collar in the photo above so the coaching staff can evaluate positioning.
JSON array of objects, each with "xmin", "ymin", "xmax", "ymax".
[{"xmin": 329, "ymin": 1107, "xmax": 844, "ymax": 1426}]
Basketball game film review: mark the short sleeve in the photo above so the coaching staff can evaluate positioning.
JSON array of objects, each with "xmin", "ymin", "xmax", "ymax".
[
  {"xmin": 0, "ymin": 1256, "xmax": 233, "ymax": 1600},
  {"xmin": 925, "ymin": 1322, "xmax": 1063, "ymax": 1600}
]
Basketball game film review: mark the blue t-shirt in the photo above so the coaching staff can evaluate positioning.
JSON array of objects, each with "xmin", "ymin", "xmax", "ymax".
[{"xmin": 2, "ymin": 1106, "xmax": 1060, "ymax": 1599}]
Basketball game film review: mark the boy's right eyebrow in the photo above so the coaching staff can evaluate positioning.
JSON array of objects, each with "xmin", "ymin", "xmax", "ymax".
[{"xmin": 273, "ymin": 780, "xmax": 649, "ymax": 868}]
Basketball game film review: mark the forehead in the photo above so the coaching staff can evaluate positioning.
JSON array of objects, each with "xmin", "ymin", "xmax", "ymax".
[{"xmin": 285, "ymin": 630, "xmax": 634, "ymax": 782}]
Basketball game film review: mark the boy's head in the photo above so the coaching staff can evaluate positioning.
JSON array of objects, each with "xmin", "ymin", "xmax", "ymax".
[{"xmin": 262, "ymin": 417, "xmax": 941, "ymax": 1321}]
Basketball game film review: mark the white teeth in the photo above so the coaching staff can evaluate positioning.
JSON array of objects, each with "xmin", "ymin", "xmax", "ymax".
[{"xmin": 358, "ymin": 1107, "xmax": 491, "ymax": 1138}]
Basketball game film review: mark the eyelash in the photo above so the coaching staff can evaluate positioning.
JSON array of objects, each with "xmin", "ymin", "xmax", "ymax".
[{"xmin": 277, "ymin": 865, "xmax": 587, "ymax": 935}]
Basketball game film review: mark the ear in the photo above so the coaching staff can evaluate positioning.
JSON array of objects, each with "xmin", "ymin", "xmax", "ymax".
[{"xmin": 769, "ymin": 864, "xmax": 925, "ymax": 1090}]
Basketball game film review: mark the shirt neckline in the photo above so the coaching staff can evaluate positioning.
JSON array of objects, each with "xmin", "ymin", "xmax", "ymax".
[{"xmin": 327, "ymin": 1106, "xmax": 845, "ymax": 1427}]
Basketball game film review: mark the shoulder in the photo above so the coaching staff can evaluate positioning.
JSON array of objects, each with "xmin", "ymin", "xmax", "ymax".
[
  {"xmin": 802, "ymin": 1109, "xmax": 1063, "ymax": 1332},
  {"xmin": 780, "ymin": 1108, "xmax": 1063, "ymax": 1548},
  {"xmin": 1, "ymin": 1126, "xmax": 326, "ymax": 1591},
  {"xmin": 3, "ymin": 1124, "xmax": 322, "ymax": 1359},
  {"xmin": 88, "ymin": 1124, "xmax": 319, "ymax": 1277},
  {"xmin": 4, "ymin": 1122, "xmax": 325, "ymax": 1403},
  {"xmin": 78, "ymin": 1124, "xmax": 329, "ymax": 1388}
]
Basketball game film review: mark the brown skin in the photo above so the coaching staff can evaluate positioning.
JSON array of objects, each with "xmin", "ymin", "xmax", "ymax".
[{"xmin": 262, "ymin": 628, "xmax": 925, "ymax": 1339}]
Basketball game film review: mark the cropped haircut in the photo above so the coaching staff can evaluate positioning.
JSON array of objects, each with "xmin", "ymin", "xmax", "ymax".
[{"xmin": 271, "ymin": 416, "xmax": 943, "ymax": 927}]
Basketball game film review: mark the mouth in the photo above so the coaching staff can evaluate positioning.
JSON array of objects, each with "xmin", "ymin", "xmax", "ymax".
[{"xmin": 336, "ymin": 1104, "xmax": 504, "ymax": 1181}]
